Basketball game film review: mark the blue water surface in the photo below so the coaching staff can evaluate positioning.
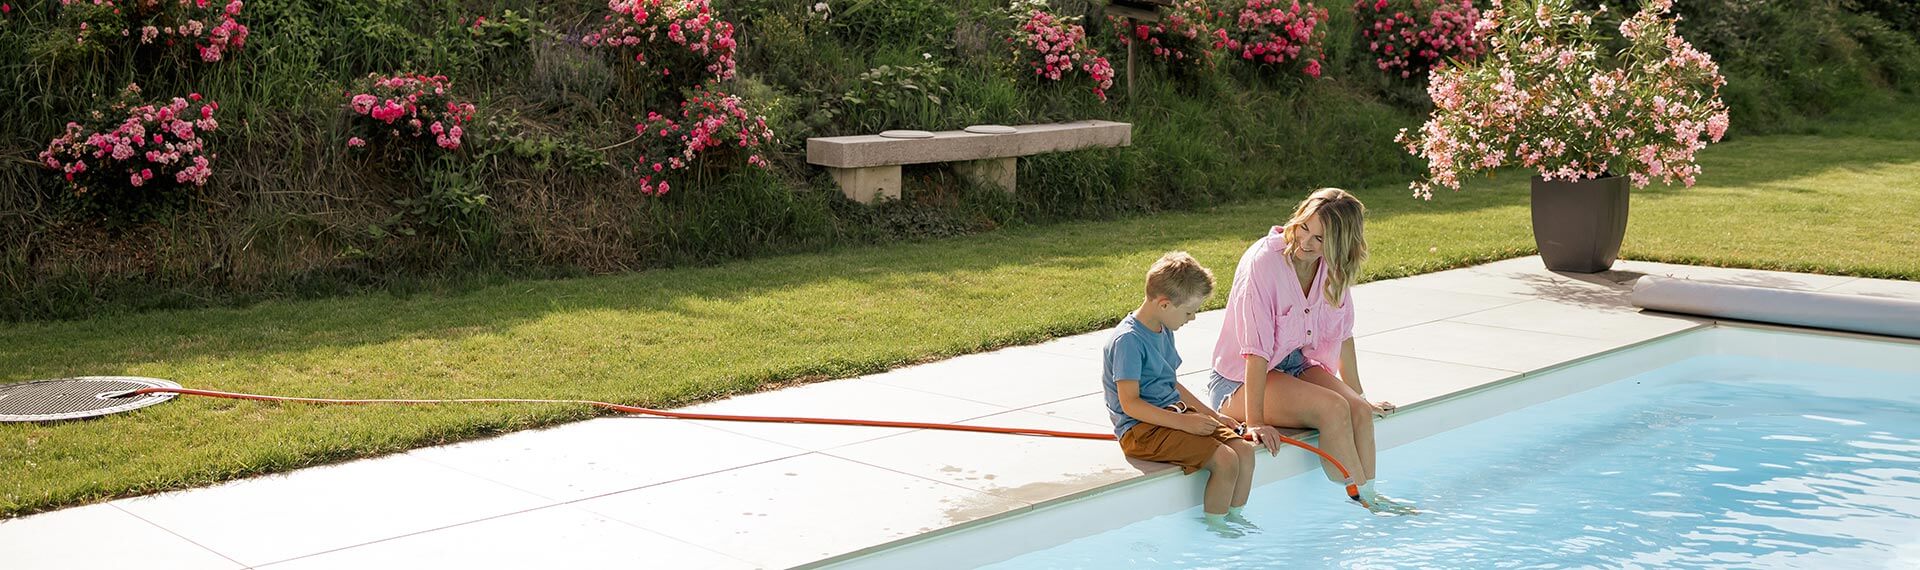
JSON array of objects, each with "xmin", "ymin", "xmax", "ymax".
[{"xmin": 988, "ymin": 355, "xmax": 1920, "ymax": 569}]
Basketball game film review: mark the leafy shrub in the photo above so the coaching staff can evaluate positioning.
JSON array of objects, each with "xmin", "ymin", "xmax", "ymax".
[{"xmin": 827, "ymin": 0, "xmax": 956, "ymax": 48}]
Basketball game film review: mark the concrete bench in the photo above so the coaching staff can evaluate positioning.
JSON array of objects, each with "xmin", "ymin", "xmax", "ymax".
[{"xmin": 805, "ymin": 120, "xmax": 1133, "ymax": 203}]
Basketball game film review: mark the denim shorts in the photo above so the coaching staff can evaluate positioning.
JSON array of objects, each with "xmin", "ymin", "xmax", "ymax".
[{"xmin": 1207, "ymin": 348, "xmax": 1310, "ymax": 412}]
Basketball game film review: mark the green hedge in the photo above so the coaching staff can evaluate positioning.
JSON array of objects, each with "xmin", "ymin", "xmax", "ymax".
[{"xmin": 0, "ymin": 0, "xmax": 1914, "ymax": 322}]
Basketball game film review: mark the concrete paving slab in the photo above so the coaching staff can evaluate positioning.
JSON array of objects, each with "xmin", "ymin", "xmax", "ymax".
[
  {"xmin": 824, "ymin": 410, "xmax": 1150, "ymax": 503},
  {"xmin": 408, "ymin": 417, "xmax": 807, "ymax": 502},
  {"xmin": 0, "ymin": 504, "xmax": 242, "ymax": 570},
  {"xmin": 1358, "ymin": 320, "xmax": 1631, "ymax": 373},
  {"xmin": 676, "ymin": 379, "xmax": 1011, "ymax": 452},
  {"xmin": 1448, "ymin": 299, "xmax": 1707, "ymax": 342},
  {"xmin": 112, "ymin": 454, "xmax": 550, "ymax": 567},
  {"xmin": 258, "ymin": 505, "xmax": 757, "ymax": 570},
  {"xmin": 575, "ymin": 453, "xmax": 1027, "ymax": 569},
  {"xmin": 864, "ymin": 348, "xmax": 1100, "ymax": 409}
]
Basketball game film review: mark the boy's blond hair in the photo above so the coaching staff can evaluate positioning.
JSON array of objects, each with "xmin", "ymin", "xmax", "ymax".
[{"xmin": 1145, "ymin": 251, "xmax": 1215, "ymax": 304}]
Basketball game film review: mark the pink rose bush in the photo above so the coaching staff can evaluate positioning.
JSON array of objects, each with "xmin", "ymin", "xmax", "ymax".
[
  {"xmin": 38, "ymin": 83, "xmax": 219, "ymax": 199},
  {"xmin": 1008, "ymin": 0, "xmax": 1116, "ymax": 101},
  {"xmin": 582, "ymin": 0, "xmax": 738, "ymax": 84},
  {"xmin": 632, "ymin": 83, "xmax": 775, "ymax": 196},
  {"xmin": 344, "ymin": 73, "xmax": 477, "ymax": 152},
  {"xmin": 1220, "ymin": 0, "xmax": 1330, "ymax": 78},
  {"xmin": 1397, "ymin": 0, "xmax": 1730, "ymax": 199},
  {"xmin": 57, "ymin": 0, "xmax": 249, "ymax": 62},
  {"xmin": 1110, "ymin": 0, "xmax": 1222, "ymax": 73},
  {"xmin": 1354, "ymin": 0, "xmax": 1485, "ymax": 79}
]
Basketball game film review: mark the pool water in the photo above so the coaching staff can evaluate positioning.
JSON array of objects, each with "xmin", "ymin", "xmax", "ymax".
[{"xmin": 985, "ymin": 355, "xmax": 1920, "ymax": 569}]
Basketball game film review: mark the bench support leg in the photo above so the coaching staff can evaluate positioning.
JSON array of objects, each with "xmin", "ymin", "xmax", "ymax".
[
  {"xmin": 955, "ymin": 157, "xmax": 1018, "ymax": 195},
  {"xmin": 828, "ymin": 165, "xmax": 902, "ymax": 204}
]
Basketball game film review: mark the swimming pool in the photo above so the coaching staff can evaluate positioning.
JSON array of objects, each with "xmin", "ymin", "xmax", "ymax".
[{"xmin": 823, "ymin": 326, "xmax": 1920, "ymax": 569}]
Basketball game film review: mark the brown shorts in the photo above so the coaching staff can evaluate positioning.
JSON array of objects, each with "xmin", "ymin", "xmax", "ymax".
[{"xmin": 1119, "ymin": 411, "xmax": 1242, "ymax": 474}]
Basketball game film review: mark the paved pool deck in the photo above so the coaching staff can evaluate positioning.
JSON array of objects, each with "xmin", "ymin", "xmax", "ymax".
[{"xmin": 4, "ymin": 256, "xmax": 1917, "ymax": 569}]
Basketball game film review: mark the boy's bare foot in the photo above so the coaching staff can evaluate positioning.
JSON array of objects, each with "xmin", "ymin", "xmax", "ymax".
[{"xmin": 1202, "ymin": 515, "xmax": 1246, "ymax": 538}]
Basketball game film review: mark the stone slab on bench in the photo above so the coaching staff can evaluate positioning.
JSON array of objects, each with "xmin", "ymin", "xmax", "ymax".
[{"xmin": 806, "ymin": 120, "xmax": 1132, "ymax": 203}]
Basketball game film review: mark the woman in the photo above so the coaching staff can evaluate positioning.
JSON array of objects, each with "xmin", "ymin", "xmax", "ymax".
[{"xmin": 1206, "ymin": 188, "xmax": 1400, "ymax": 509}]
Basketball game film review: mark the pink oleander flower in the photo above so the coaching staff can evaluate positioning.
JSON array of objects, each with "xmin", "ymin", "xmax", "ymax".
[
  {"xmin": 347, "ymin": 137, "xmax": 366, "ymax": 148},
  {"xmin": 1397, "ymin": 0, "xmax": 1730, "ymax": 199}
]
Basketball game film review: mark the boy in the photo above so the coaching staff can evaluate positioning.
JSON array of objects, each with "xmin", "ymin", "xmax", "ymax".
[{"xmin": 1103, "ymin": 251, "xmax": 1262, "ymax": 530}]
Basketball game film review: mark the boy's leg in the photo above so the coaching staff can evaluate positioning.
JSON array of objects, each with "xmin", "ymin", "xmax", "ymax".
[
  {"xmin": 1200, "ymin": 443, "xmax": 1241, "ymax": 516},
  {"xmin": 1227, "ymin": 438, "xmax": 1257, "ymax": 508},
  {"xmin": 1298, "ymin": 367, "xmax": 1378, "ymax": 482}
]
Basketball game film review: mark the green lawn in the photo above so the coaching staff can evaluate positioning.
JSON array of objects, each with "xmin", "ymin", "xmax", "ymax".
[{"xmin": 3, "ymin": 123, "xmax": 1917, "ymax": 518}]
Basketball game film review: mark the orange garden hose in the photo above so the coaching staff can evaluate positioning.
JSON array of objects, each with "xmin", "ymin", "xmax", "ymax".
[{"xmin": 115, "ymin": 386, "xmax": 1367, "ymax": 505}]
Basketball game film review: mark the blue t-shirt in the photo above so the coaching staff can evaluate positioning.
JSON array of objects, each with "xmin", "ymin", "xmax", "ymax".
[{"xmin": 1102, "ymin": 314, "xmax": 1184, "ymax": 438}]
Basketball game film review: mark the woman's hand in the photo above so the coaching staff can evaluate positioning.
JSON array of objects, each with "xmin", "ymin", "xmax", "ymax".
[
  {"xmin": 1370, "ymin": 400, "xmax": 1398, "ymax": 419},
  {"xmin": 1245, "ymin": 424, "xmax": 1284, "ymax": 456}
]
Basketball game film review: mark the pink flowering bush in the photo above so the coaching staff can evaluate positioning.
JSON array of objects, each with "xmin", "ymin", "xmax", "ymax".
[
  {"xmin": 632, "ymin": 83, "xmax": 775, "ymax": 196},
  {"xmin": 1110, "ymin": 0, "xmax": 1222, "ymax": 74},
  {"xmin": 37, "ymin": 83, "xmax": 219, "ymax": 212},
  {"xmin": 581, "ymin": 0, "xmax": 738, "ymax": 87},
  {"xmin": 1354, "ymin": 0, "xmax": 1485, "ymax": 79},
  {"xmin": 1397, "ymin": 0, "xmax": 1730, "ymax": 198},
  {"xmin": 344, "ymin": 73, "xmax": 478, "ymax": 152},
  {"xmin": 1220, "ymin": 0, "xmax": 1330, "ymax": 78},
  {"xmin": 1006, "ymin": 0, "xmax": 1116, "ymax": 101},
  {"xmin": 54, "ymin": 0, "xmax": 249, "ymax": 63}
]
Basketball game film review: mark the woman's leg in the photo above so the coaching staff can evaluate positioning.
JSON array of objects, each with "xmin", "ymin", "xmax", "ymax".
[
  {"xmin": 1255, "ymin": 370, "xmax": 1365, "ymax": 485},
  {"xmin": 1297, "ymin": 367, "xmax": 1377, "ymax": 482}
]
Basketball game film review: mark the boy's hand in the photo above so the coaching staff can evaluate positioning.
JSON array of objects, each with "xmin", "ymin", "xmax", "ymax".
[
  {"xmin": 1216, "ymin": 414, "xmax": 1242, "ymax": 433},
  {"xmin": 1177, "ymin": 414, "xmax": 1224, "ymax": 436}
]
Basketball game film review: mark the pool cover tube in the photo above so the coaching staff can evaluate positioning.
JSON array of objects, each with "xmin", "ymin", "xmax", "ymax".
[{"xmin": 1631, "ymin": 276, "xmax": 1920, "ymax": 339}]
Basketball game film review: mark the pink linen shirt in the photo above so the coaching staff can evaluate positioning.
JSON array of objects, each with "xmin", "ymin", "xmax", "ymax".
[{"xmin": 1211, "ymin": 226, "xmax": 1358, "ymax": 385}]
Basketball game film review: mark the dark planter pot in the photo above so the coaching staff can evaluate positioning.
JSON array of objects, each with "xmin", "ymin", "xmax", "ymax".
[{"xmin": 1530, "ymin": 174, "xmax": 1629, "ymax": 273}]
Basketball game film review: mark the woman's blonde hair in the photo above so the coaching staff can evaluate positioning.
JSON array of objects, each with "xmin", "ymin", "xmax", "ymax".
[{"xmin": 1281, "ymin": 188, "xmax": 1368, "ymax": 305}]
